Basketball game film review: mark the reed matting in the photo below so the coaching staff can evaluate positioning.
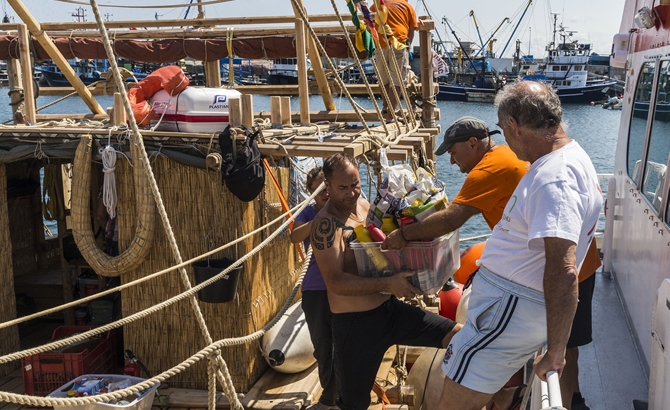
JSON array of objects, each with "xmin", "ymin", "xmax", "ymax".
[
  {"xmin": 117, "ymin": 156, "xmax": 298, "ymax": 392},
  {"xmin": 0, "ymin": 163, "xmax": 21, "ymax": 377}
]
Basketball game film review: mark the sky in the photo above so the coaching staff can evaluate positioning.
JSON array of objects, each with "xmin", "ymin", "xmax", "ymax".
[{"xmin": 2, "ymin": 0, "xmax": 626, "ymax": 57}]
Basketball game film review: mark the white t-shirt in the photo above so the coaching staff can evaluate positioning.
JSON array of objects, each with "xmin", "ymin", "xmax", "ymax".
[{"xmin": 478, "ymin": 140, "xmax": 602, "ymax": 292}]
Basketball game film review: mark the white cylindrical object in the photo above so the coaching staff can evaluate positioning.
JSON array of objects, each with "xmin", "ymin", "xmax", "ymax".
[
  {"xmin": 149, "ymin": 87, "xmax": 242, "ymax": 133},
  {"xmin": 545, "ymin": 370, "xmax": 563, "ymax": 408}
]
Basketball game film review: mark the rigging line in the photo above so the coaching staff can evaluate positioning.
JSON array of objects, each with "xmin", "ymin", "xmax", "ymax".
[
  {"xmin": 0, "ymin": 186, "xmax": 317, "ymax": 327},
  {"xmin": 54, "ymin": 0, "xmax": 233, "ymax": 9}
]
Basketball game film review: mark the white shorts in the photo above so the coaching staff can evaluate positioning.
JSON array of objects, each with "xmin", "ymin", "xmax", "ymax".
[
  {"xmin": 442, "ymin": 265, "xmax": 547, "ymax": 394},
  {"xmin": 376, "ymin": 46, "xmax": 409, "ymax": 87}
]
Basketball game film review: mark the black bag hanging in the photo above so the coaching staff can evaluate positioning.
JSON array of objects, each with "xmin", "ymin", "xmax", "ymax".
[{"xmin": 219, "ymin": 125, "xmax": 266, "ymax": 202}]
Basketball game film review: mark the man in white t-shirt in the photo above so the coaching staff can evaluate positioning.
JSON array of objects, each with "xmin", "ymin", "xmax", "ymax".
[{"xmin": 437, "ymin": 81, "xmax": 603, "ymax": 410}]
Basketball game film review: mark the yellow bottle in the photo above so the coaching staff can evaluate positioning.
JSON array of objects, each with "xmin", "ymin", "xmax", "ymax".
[
  {"xmin": 354, "ymin": 225, "xmax": 393, "ymax": 273},
  {"xmin": 381, "ymin": 218, "xmax": 397, "ymax": 236}
]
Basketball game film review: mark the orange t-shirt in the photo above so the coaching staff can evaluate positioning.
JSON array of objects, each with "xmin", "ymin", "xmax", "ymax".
[
  {"xmin": 578, "ymin": 238, "xmax": 601, "ymax": 282},
  {"xmin": 452, "ymin": 145, "xmax": 528, "ymax": 229},
  {"xmin": 371, "ymin": 0, "xmax": 418, "ymax": 48}
]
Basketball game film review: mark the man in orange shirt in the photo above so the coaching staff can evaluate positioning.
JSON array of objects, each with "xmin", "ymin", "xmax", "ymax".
[
  {"xmin": 372, "ymin": 0, "xmax": 418, "ymax": 122},
  {"xmin": 384, "ymin": 116, "xmax": 599, "ymax": 410},
  {"xmin": 383, "ymin": 116, "xmax": 527, "ymax": 239}
]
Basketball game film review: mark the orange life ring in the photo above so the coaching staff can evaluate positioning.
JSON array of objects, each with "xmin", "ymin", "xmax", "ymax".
[
  {"xmin": 453, "ymin": 241, "xmax": 486, "ymax": 284},
  {"xmin": 127, "ymin": 66, "xmax": 190, "ymax": 127}
]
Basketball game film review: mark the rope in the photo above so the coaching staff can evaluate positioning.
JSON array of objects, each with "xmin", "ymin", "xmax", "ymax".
[
  {"xmin": 0, "ymin": 246, "xmax": 313, "ymax": 407},
  {"xmin": 459, "ymin": 233, "xmax": 491, "ymax": 242},
  {"xmin": 88, "ymin": 1, "xmax": 241, "ymax": 406},
  {"xmin": 101, "ymin": 144, "xmax": 117, "ymax": 219},
  {"xmin": 59, "ymin": 0, "xmax": 233, "ymax": 8},
  {"xmin": 36, "ymin": 80, "xmax": 102, "ymax": 113},
  {"xmin": 329, "ymin": 0, "xmax": 388, "ymax": 135},
  {"xmin": 0, "ymin": 189, "xmax": 317, "ymax": 330},
  {"xmin": 288, "ymin": 0, "xmax": 373, "ymax": 135},
  {"xmin": 372, "ymin": 0, "xmax": 417, "ymax": 129}
]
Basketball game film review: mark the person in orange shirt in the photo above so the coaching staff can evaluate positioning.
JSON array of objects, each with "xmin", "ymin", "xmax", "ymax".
[
  {"xmin": 384, "ymin": 115, "xmax": 600, "ymax": 410},
  {"xmin": 371, "ymin": 0, "xmax": 418, "ymax": 122}
]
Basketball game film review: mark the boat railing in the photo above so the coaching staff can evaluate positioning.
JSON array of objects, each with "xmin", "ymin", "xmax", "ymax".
[{"xmin": 595, "ymin": 173, "xmax": 614, "ymax": 246}]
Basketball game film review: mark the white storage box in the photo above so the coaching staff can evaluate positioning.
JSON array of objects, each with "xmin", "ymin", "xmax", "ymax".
[
  {"xmin": 47, "ymin": 374, "xmax": 159, "ymax": 410},
  {"xmin": 350, "ymin": 231, "xmax": 460, "ymax": 294},
  {"xmin": 149, "ymin": 87, "xmax": 241, "ymax": 133}
]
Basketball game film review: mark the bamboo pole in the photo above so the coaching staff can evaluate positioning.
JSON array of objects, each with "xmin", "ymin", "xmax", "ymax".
[
  {"xmin": 270, "ymin": 96, "xmax": 282, "ymax": 128},
  {"xmin": 113, "ymin": 92, "xmax": 125, "ymax": 126},
  {"xmin": 0, "ymin": 14, "xmax": 349, "ymax": 31},
  {"xmin": 6, "ymin": 58, "xmax": 23, "ymax": 124},
  {"xmin": 205, "ymin": 60, "xmax": 221, "ymax": 88},
  {"xmin": 294, "ymin": 19, "xmax": 310, "ymax": 126},
  {"xmin": 8, "ymin": 0, "xmax": 104, "ymax": 115},
  {"xmin": 280, "ymin": 97, "xmax": 292, "ymax": 125},
  {"xmin": 241, "ymin": 94, "xmax": 254, "ymax": 128},
  {"xmin": 291, "ymin": 0, "xmax": 335, "ymax": 111},
  {"xmin": 419, "ymin": 18, "xmax": 436, "ymax": 134},
  {"xmin": 17, "ymin": 24, "xmax": 35, "ymax": 124}
]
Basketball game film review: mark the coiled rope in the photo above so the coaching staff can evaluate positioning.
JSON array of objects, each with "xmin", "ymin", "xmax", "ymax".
[{"xmin": 101, "ymin": 144, "xmax": 117, "ymax": 219}]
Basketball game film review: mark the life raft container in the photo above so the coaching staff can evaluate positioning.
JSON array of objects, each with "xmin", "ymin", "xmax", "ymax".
[
  {"xmin": 149, "ymin": 87, "xmax": 242, "ymax": 134},
  {"xmin": 126, "ymin": 65, "xmax": 190, "ymax": 127}
]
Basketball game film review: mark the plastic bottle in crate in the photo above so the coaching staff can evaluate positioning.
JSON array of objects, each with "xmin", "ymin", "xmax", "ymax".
[{"xmin": 353, "ymin": 225, "xmax": 393, "ymax": 275}]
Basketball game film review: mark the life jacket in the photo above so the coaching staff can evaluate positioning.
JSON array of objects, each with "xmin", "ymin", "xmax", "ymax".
[
  {"xmin": 219, "ymin": 125, "xmax": 266, "ymax": 202},
  {"xmin": 126, "ymin": 65, "xmax": 189, "ymax": 127}
]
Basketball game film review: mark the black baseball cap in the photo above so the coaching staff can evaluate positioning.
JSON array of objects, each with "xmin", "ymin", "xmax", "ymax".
[{"xmin": 435, "ymin": 116, "xmax": 501, "ymax": 156}]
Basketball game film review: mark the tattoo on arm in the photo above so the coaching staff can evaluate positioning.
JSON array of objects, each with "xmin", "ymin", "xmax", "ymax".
[{"xmin": 312, "ymin": 217, "xmax": 344, "ymax": 250}]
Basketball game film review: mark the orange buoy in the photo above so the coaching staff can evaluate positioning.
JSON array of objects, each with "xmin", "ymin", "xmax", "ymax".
[
  {"xmin": 453, "ymin": 241, "xmax": 486, "ymax": 284},
  {"xmin": 438, "ymin": 278, "xmax": 463, "ymax": 320}
]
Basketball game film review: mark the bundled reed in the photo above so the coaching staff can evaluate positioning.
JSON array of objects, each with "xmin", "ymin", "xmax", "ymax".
[
  {"xmin": 117, "ymin": 155, "xmax": 298, "ymax": 392},
  {"xmin": 70, "ymin": 136, "xmax": 156, "ymax": 276},
  {"xmin": 0, "ymin": 163, "xmax": 21, "ymax": 377}
]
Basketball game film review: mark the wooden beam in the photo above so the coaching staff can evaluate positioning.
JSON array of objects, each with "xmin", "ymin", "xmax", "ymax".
[
  {"xmin": 292, "ymin": 0, "xmax": 335, "ymax": 111},
  {"xmin": 7, "ymin": 0, "xmax": 104, "ymax": 114},
  {"xmin": 270, "ymin": 96, "xmax": 282, "ymax": 128},
  {"xmin": 204, "ymin": 60, "xmax": 221, "ymax": 88},
  {"xmin": 228, "ymin": 97, "xmax": 242, "ymax": 127},
  {"xmin": 6, "ymin": 58, "xmax": 23, "ymax": 124},
  {"xmin": 17, "ymin": 24, "xmax": 35, "ymax": 124},
  {"xmin": 258, "ymin": 144, "xmax": 408, "ymax": 160},
  {"xmin": 112, "ymin": 92, "xmax": 125, "ymax": 127},
  {"xmin": 241, "ymin": 94, "xmax": 254, "ymax": 128},
  {"xmin": 0, "ymin": 14, "xmax": 351, "ymax": 31},
  {"xmin": 280, "ymin": 97, "xmax": 292, "ymax": 125},
  {"xmin": 419, "ymin": 18, "xmax": 436, "ymax": 138},
  {"xmin": 294, "ymin": 18, "xmax": 310, "ymax": 125}
]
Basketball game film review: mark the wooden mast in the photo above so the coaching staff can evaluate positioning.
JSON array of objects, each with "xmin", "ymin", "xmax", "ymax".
[
  {"xmin": 291, "ymin": 0, "xmax": 335, "ymax": 111},
  {"xmin": 7, "ymin": 0, "xmax": 104, "ymax": 115}
]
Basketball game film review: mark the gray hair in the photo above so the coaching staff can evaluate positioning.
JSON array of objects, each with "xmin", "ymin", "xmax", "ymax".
[{"xmin": 494, "ymin": 81, "xmax": 562, "ymax": 137}]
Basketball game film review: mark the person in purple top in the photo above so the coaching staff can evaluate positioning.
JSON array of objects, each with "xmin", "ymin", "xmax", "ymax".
[{"xmin": 290, "ymin": 167, "xmax": 336, "ymax": 410}]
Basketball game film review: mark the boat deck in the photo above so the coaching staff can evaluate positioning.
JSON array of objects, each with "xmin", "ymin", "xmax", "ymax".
[
  {"xmin": 0, "ymin": 270, "xmax": 651, "ymax": 410},
  {"xmin": 579, "ymin": 271, "xmax": 648, "ymax": 410}
]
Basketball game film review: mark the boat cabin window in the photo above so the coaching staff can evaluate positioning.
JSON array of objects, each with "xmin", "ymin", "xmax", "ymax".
[
  {"xmin": 628, "ymin": 61, "xmax": 656, "ymax": 185},
  {"xmin": 560, "ymin": 66, "xmax": 568, "ymax": 71},
  {"xmin": 552, "ymin": 66, "xmax": 560, "ymax": 71},
  {"xmin": 642, "ymin": 60, "xmax": 670, "ymax": 211},
  {"xmin": 575, "ymin": 65, "xmax": 583, "ymax": 71}
]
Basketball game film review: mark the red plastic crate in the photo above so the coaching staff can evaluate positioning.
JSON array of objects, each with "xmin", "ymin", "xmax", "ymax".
[{"xmin": 22, "ymin": 326, "xmax": 117, "ymax": 397}]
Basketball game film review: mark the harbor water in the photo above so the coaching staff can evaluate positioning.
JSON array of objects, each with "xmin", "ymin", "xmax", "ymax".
[{"xmin": 0, "ymin": 91, "xmax": 622, "ymax": 246}]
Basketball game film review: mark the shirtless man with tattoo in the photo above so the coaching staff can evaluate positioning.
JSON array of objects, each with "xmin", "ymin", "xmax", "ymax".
[{"xmin": 311, "ymin": 153, "xmax": 460, "ymax": 410}]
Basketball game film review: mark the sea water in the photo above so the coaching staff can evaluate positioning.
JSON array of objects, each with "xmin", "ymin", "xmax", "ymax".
[{"xmin": 0, "ymin": 91, "xmax": 621, "ymax": 247}]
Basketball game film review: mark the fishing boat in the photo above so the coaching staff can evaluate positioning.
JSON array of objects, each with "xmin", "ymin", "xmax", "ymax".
[
  {"xmin": 34, "ymin": 59, "xmax": 102, "ymax": 87},
  {"xmin": 521, "ymin": 15, "xmax": 617, "ymax": 103}
]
